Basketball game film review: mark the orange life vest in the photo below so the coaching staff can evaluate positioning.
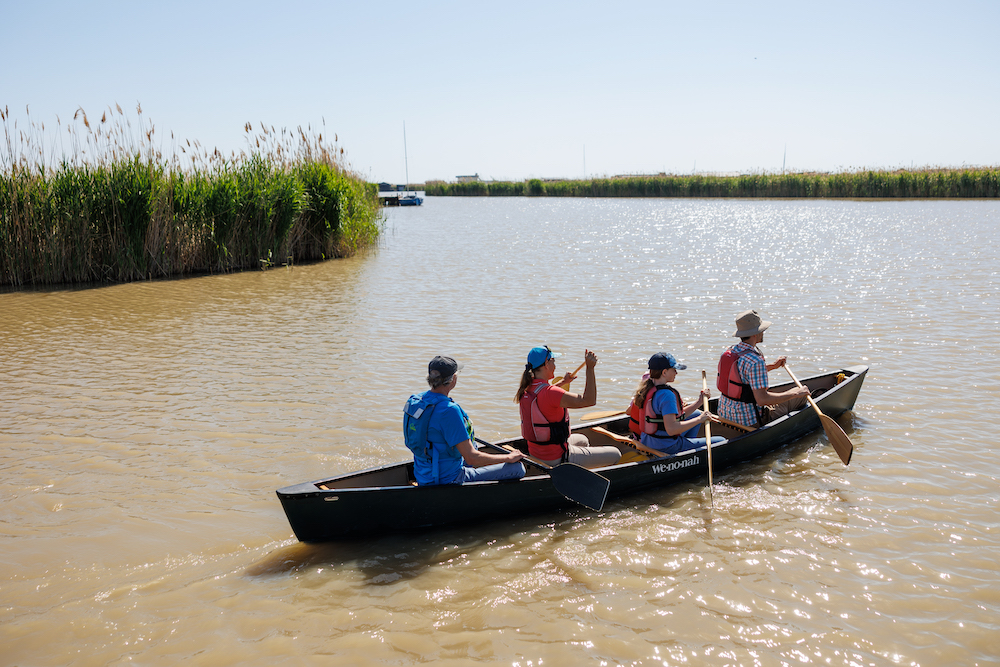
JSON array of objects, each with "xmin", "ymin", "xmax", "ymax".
[
  {"xmin": 519, "ymin": 382, "xmax": 570, "ymax": 458},
  {"xmin": 717, "ymin": 345, "xmax": 760, "ymax": 403},
  {"xmin": 628, "ymin": 384, "xmax": 683, "ymax": 438}
]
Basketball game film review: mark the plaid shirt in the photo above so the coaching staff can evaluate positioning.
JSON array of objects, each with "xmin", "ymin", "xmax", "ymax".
[{"xmin": 719, "ymin": 342, "xmax": 768, "ymax": 427}]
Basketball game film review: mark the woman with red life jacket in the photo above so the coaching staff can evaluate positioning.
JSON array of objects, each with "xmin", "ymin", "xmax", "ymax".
[
  {"xmin": 629, "ymin": 352, "xmax": 724, "ymax": 455},
  {"xmin": 717, "ymin": 310, "xmax": 810, "ymax": 428},
  {"xmin": 515, "ymin": 346, "xmax": 621, "ymax": 469}
]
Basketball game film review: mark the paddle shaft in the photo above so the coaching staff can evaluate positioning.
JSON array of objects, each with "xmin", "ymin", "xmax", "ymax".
[
  {"xmin": 702, "ymin": 370, "xmax": 715, "ymax": 505},
  {"xmin": 474, "ymin": 436, "xmax": 553, "ymax": 472},
  {"xmin": 784, "ymin": 365, "xmax": 854, "ymax": 465},
  {"xmin": 552, "ymin": 361, "xmax": 587, "ymax": 388}
]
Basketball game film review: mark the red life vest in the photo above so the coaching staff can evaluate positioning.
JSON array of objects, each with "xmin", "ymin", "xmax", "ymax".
[
  {"xmin": 519, "ymin": 382, "xmax": 570, "ymax": 459},
  {"xmin": 717, "ymin": 345, "xmax": 760, "ymax": 404},
  {"xmin": 627, "ymin": 398, "xmax": 645, "ymax": 436},
  {"xmin": 628, "ymin": 384, "xmax": 683, "ymax": 437},
  {"xmin": 628, "ymin": 385, "xmax": 659, "ymax": 436}
]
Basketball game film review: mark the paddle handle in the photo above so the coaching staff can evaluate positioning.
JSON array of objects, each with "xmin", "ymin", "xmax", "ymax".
[{"xmin": 552, "ymin": 361, "xmax": 587, "ymax": 388}]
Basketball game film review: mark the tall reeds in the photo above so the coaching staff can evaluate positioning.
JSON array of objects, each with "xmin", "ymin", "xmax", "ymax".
[
  {"xmin": 0, "ymin": 104, "xmax": 383, "ymax": 286},
  {"xmin": 426, "ymin": 168, "xmax": 1000, "ymax": 199}
]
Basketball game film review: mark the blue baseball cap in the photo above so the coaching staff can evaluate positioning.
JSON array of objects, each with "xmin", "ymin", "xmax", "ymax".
[
  {"xmin": 649, "ymin": 352, "xmax": 686, "ymax": 371},
  {"xmin": 527, "ymin": 346, "xmax": 562, "ymax": 369}
]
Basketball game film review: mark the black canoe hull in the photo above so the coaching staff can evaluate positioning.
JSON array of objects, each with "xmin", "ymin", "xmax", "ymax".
[{"xmin": 277, "ymin": 365, "xmax": 867, "ymax": 542}]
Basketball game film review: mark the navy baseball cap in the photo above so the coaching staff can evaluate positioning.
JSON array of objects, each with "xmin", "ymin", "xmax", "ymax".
[
  {"xmin": 428, "ymin": 355, "xmax": 463, "ymax": 380},
  {"xmin": 648, "ymin": 352, "xmax": 686, "ymax": 371}
]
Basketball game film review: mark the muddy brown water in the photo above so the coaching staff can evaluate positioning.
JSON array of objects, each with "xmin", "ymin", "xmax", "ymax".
[{"xmin": 2, "ymin": 197, "xmax": 998, "ymax": 665}]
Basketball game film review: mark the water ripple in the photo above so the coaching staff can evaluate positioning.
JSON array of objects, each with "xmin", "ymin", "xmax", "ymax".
[{"xmin": 2, "ymin": 198, "xmax": 998, "ymax": 665}]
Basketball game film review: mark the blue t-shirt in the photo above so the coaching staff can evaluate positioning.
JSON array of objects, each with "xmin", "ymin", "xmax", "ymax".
[
  {"xmin": 414, "ymin": 391, "xmax": 475, "ymax": 485},
  {"xmin": 639, "ymin": 385, "xmax": 683, "ymax": 453}
]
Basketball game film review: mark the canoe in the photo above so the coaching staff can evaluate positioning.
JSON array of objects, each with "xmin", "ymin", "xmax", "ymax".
[{"xmin": 276, "ymin": 364, "xmax": 867, "ymax": 542}]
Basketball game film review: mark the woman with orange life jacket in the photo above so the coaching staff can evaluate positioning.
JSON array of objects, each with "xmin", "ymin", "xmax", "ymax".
[
  {"xmin": 515, "ymin": 346, "xmax": 621, "ymax": 469},
  {"xmin": 630, "ymin": 352, "xmax": 725, "ymax": 455}
]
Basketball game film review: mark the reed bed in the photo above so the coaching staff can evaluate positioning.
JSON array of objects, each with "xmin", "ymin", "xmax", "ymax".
[
  {"xmin": 1, "ymin": 104, "xmax": 383, "ymax": 286},
  {"xmin": 426, "ymin": 168, "xmax": 1000, "ymax": 199}
]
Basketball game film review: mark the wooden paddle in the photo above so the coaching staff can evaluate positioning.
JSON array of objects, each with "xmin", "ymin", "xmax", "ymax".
[
  {"xmin": 701, "ymin": 370, "xmax": 715, "ymax": 506},
  {"xmin": 581, "ymin": 409, "xmax": 626, "ymax": 422},
  {"xmin": 475, "ymin": 437, "xmax": 610, "ymax": 511},
  {"xmin": 551, "ymin": 361, "xmax": 587, "ymax": 388},
  {"xmin": 587, "ymin": 426, "xmax": 666, "ymax": 459},
  {"xmin": 784, "ymin": 365, "xmax": 854, "ymax": 465}
]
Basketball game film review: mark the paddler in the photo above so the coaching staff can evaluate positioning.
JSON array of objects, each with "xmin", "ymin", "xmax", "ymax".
[
  {"xmin": 629, "ymin": 352, "xmax": 725, "ymax": 455},
  {"xmin": 514, "ymin": 346, "xmax": 621, "ymax": 469},
  {"xmin": 717, "ymin": 310, "xmax": 810, "ymax": 428},
  {"xmin": 404, "ymin": 356, "xmax": 525, "ymax": 485}
]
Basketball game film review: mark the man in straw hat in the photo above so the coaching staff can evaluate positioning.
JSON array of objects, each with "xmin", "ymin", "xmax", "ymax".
[{"xmin": 717, "ymin": 310, "xmax": 810, "ymax": 429}]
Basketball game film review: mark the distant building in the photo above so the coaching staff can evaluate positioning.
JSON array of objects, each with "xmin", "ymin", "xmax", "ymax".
[{"xmin": 456, "ymin": 173, "xmax": 480, "ymax": 183}]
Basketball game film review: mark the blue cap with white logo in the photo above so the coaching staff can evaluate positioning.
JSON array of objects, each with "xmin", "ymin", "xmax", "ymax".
[{"xmin": 526, "ymin": 346, "xmax": 562, "ymax": 369}]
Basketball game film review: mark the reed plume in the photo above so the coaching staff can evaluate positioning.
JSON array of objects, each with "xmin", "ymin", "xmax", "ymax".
[{"xmin": 0, "ymin": 104, "xmax": 382, "ymax": 286}]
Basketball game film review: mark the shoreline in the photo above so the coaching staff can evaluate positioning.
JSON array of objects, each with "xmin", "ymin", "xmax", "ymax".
[{"xmin": 424, "ymin": 167, "xmax": 1000, "ymax": 199}]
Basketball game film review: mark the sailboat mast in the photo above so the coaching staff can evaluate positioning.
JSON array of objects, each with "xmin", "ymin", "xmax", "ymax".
[{"xmin": 403, "ymin": 122, "xmax": 409, "ymax": 189}]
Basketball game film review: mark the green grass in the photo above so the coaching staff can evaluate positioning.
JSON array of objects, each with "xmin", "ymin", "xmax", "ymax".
[
  {"xmin": 425, "ymin": 168, "xmax": 1000, "ymax": 199},
  {"xmin": 1, "ymin": 104, "xmax": 383, "ymax": 286}
]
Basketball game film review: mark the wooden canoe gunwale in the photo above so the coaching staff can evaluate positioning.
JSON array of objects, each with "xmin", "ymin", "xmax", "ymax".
[{"xmin": 276, "ymin": 365, "xmax": 867, "ymax": 542}]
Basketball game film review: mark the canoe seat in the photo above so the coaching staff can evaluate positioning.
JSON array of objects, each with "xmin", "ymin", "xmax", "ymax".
[
  {"xmin": 715, "ymin": 416, "xmax": 756, "ymax": 433},
  {"xmin": 618, "ymin": 449, "xmax": 650, "ymax": 464}
]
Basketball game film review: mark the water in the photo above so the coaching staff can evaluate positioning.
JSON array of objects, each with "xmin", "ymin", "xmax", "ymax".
[{"xmin": 2, "ymin": 197, "xmax": 998, "ymax": 665}]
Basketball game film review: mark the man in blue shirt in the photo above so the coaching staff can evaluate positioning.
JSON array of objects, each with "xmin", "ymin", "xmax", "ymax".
[{"xmin": 405, "ymin": 356, "xmax": 525, "ymax": 486}]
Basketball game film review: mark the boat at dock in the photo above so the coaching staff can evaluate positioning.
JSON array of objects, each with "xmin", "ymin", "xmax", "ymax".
[
  {"xmin": 379, "ymin": 190, "xmax": 424, "ymax": 206},
  {"xmin": 276, "ymin": 364, "xmax": 867, "ymax": 542},
  {"xmin": 397, "ymin": 192, "xmax": 423, "ymax": 206},
  {"xmin": 376, "ymin": 122, "xmax": 423, "ymax": 206}
]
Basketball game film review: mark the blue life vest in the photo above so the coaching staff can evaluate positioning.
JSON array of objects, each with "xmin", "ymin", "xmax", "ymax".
[
  {"xmin": 404, "ymin": 394, "xmax": 436, "ymax": 456},
  {"xmin": 403, "ymin": 392, "xmax": 464, "ymax": 485}
]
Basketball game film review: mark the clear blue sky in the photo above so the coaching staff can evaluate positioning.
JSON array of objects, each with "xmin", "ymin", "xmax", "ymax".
[{"xmin": 3, "ymin": 0, "xmax": 998, "ymax": 184}]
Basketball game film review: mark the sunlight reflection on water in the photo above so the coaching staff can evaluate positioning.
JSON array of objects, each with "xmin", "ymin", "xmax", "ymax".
[{"xmin": 1, "ymin": 197, "xmax": 998, "ymax": 665}]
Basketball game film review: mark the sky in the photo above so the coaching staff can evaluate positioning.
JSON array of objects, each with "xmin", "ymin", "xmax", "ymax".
[{"xmin": 3, "ymin": 0, "xmax": 999, "ymax": 184}]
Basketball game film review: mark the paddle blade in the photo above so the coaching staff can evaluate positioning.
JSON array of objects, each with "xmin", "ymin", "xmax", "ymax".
[
  {"xmin": 819, "ymin": 414, "xmax": 854, "ymax": 465},
  {"xmin": 581, "ymin": 409, "xmax": 625, "ymax": 422},
  {"xmin": 548, "ymin": 463, "xmax": 610, "ymax": 511}
]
